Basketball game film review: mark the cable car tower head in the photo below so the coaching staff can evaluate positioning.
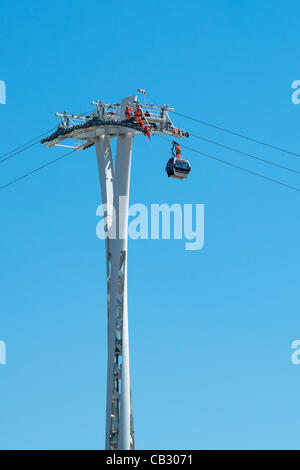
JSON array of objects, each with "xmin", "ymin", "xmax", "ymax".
[{"xmin": 41, "ymin": 96, "xmax": 190, "ymax": 177}]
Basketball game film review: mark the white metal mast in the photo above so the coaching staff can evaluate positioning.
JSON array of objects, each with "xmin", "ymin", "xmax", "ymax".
[
  {"xmin": 41, "ymin": 93, "xmax": 189, "ymax": 450},
  {"xmin": 95, "ymin": 99, "xmax": 135, "ymax": 449}
]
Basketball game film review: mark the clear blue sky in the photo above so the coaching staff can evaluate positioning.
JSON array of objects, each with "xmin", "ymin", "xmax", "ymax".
[{"xmin": 1, "ymin": 0, "xmax": 300, "ymax": 450}]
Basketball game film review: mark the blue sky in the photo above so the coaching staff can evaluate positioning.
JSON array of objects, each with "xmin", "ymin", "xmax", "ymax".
[{"xmin": 1, "ymin": 0, "xmax": 300, "ymax": 450}]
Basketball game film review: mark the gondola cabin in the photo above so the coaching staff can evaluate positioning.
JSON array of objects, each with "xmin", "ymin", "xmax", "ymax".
[{"xmin": 166, "ymin": 157, "xmax": 191, "ymax": 179}]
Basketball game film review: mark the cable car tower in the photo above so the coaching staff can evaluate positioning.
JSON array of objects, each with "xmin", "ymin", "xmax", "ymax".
[{"xmin": 41, "ymin": 93, "xmax": 189, "ymax": 450}]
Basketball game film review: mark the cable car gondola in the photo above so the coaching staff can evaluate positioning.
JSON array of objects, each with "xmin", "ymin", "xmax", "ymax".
[{"xmin": 166, "ymin": 141, "xmax": 191, "ymax": 179}]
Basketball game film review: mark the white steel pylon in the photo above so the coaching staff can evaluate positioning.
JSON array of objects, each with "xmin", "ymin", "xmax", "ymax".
[
  {"xmin": 41, "ymin": 93, "xmax": 189, "ymax": 450},
  {"xmin": 95, "ymin": 125, "xmax": 135, "ymax": 450}
]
